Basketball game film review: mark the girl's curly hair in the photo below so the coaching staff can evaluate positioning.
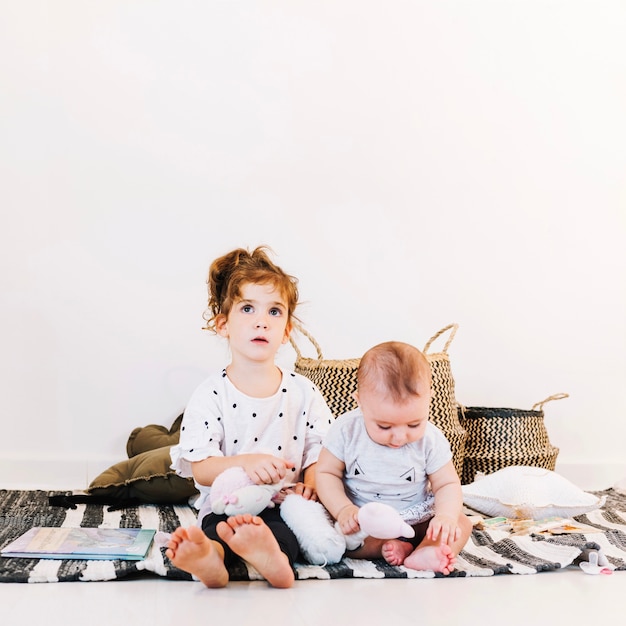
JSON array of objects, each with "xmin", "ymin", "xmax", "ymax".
[{"xmin": 202, "ymin": 246, "xmax": 299, "ymax": 333}]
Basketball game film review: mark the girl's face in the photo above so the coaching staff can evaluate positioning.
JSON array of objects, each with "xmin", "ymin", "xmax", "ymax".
[
  {"xmin": 356, "ymin": 388, "xmax": 431, "ymax": 448},
  {"xmin": 216, "ymin": 282, "xmax": 291, "ymax": 364}
]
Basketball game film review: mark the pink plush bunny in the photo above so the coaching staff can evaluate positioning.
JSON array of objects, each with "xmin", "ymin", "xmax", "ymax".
[
  {"xmin": 209, "ymin": 466, "xmax": 280, "ymax": 516},
  {"xmin": 338, "ymin": 502, "xmax": 415, "ymax": 550}
]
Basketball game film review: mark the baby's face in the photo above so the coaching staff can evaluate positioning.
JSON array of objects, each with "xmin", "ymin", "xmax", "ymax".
[{"xmin": 358, "ymin": 389, "xmax": 431, "ymax": 448}]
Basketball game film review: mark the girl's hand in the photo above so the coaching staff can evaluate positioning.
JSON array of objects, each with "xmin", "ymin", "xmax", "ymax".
[
  {"xmin": 336, "ymin": 504, "xmax": 360, "ymax": 535},
  {"xmin": 426, "ymin": 514, "xmax": 461, "ymax": 546},
  {"xmin": 241, "ymin": 454, "xmax": 295, "ymax": 486}
]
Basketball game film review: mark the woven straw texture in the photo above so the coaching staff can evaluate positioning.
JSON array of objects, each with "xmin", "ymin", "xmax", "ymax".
[
  {"xmin": 422, "ymin": 324, "xmax": 466, "ymax": 478},
  {"xmin": 290, "ymin": 326, "xmax": 360, "ymax": 418},
  {"xmin": 291, "ymin": 323, "xmax": 466, "ymax": 478},
  {"xmin": 458, "ymin": 394, "xmax": 567, "ymax": 485}
]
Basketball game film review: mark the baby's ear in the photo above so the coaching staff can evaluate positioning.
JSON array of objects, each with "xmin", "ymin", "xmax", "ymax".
[{"xmin": 353, "ymin": 391, "xmax": 360, "ymax": 406}]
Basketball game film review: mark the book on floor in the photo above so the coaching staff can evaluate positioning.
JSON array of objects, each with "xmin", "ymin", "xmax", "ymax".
[{"xmin": 1, "ymin": 527, "xmax": 156, "ymax": 560}]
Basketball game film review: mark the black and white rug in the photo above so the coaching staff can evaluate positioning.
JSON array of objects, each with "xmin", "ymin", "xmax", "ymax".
[{"xmin": 1, "ymin": 489, "xmax": 624, "ymax": 583}]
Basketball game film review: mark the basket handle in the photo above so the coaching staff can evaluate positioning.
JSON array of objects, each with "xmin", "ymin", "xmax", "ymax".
[
  {"xmin": 423, "ymin": 323, "xmax": 459, "ymax": 355},
  {"xmin": 532, "ymin": 393, "xmax": 569, "ymax": 411},
  {"xmin": 289, "ymin": 322, "xmax": 324, "ymax": 361}
]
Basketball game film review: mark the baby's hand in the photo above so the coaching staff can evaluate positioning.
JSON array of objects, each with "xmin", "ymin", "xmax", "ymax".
[
  {"xmin": 274, "ymin": 482, "xmax": 317, "ymax": 503},
  {"xmin": 287, "ymin": 482, "xmax": 318, "ymax": 501},
  {"xmin": 336, "ymin": 504, "xmax": 360, "ymax": 535},
  {"xmin": 242, "ymin": 454, "xmax": 295, "ymax": 486},
  {"xmin": 426, "ymin": 514, "xmax": 461, "ymax": 546}
]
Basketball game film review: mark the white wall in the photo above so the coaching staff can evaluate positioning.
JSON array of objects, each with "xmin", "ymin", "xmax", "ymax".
[{"xmin": 1, "ymin": 1, "xmax": 624, "ymax": 488}]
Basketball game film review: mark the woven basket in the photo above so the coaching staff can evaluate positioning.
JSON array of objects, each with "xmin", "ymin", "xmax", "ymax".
[
  {"xmin": 290, "ymin": 326, "xmax": 360, "ymax": 418},
  {"xmin": 422, "ymin": 324, "xmax": 466, "ymax": 478},
  {"xmin": 291, "ymin": 323, "xmax": 466, "ymax": 478},
  {"xmin": 458, "ymin": 393, "xmax": 568, "ymax": 485}
]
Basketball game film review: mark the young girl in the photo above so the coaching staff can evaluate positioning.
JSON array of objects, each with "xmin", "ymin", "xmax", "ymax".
[{"xmin": 167, "ymin": 246, "xmax": 333, "ymax": 588}]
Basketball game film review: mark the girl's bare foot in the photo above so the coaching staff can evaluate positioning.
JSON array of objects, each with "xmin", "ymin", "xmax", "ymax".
[
  {"xmin": 382, "ymin": 539, "xmax": 414, "ymax": 566},
  {"xmin": 403, "ymin": 543, "xmax": 456, "ymax": 575},
  {"xmin": 165, "ymin": 526, "xmax": 229, "ymax": 588},
  {"xmin": 217, "ymin": 513, "xmax": 295, "ymax": 588}
]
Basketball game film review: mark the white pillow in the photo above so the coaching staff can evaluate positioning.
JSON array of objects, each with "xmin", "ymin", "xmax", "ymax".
[{"xmin": 461, "ymin": 466, "xmax": 605, "ymax": 519}]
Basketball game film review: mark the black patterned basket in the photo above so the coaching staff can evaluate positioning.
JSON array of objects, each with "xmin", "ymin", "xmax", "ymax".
[
  {"xmin": 291, "ymin": 323, "xmax": 466, "ymax": 478},
  {"xmin": 422, "ymin": 324, "xmax": 466, "ymax": 478},
  {"xmin": 458, "ymin": 393, "xmax": 568, "ymax": 485},
  {"xmin": 290, "ymin": 325, "xmax": 360, "ymax": 418}
]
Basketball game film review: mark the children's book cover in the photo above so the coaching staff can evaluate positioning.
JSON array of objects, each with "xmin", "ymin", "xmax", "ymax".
[{"xmin": 1, "ymin": 527, "xmax": 156, "ymax": 560}]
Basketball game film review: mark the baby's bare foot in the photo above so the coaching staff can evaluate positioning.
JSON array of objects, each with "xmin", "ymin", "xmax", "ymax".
[
  {"xmin": 165, "ymin": 526, "xmax": 229, "ymax": 588},
  {"xmin": 382, "ymin": 539, "xmax": 414, "ymax": 566},
  {"xmin": 403, "ymin": 543, "xmax": 456, "ymax": 575},
  {"xmin": 217, "ymin": 514, "xmax": 294, "ymax": 588}
]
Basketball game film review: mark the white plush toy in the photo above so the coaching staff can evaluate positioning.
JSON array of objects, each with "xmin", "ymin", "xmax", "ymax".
[
  {"xmin": 281, "ymin": 496, "xmax": 416, "ymax": 563},
  {"xmin": 279, "ymin": 493, "xmax": 347, "ymax": 565},
  {"xmin": 209, "ymin": 466, "xmax": 281, "ymax": 516},
  {"xmin": 210, "ymin": 467, "xmax": 417, "ymax": 566}
]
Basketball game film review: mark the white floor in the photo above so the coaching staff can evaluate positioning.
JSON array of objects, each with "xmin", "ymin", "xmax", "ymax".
[
  {"xmin": 1, "ymin": 465, "xmax": 624, "ymax": 625},
  {"xmin": 2, "ymin": 568, "xmax": 624, "ymax": 626}
]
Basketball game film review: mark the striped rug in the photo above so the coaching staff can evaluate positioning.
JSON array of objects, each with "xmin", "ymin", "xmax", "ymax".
[{"xmin": 1, "ymin": 489, "xmax": 624, "ymax": 583}]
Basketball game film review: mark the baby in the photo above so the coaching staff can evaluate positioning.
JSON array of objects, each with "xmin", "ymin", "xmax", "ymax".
[{"xmin": 316, "ymin": 341, "xmax": 472, "ymax": 574}]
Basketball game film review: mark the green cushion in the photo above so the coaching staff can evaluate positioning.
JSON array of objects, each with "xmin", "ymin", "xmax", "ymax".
[
  {"xmin": 88, "ymin": 414, "xmax": 197, "ymax": 504},
  {"xmin": 126, "ymin": 414, "xmax": 183, "ymax": 457},
  {"xmin": 88, "ymin": 445, "xmax": 198, "ymax": 504}
]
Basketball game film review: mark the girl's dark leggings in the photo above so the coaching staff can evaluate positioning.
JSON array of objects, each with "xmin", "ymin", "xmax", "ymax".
[{"xmin": 200, "ymin": 506, "xmax": 300, "ymax": 570}]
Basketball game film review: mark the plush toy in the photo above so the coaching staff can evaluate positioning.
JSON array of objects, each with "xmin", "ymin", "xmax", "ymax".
[
  {"xmin": 209, "ymin": 467, "xmax": 416, "ymax": 566},
  {"xmin": 209, "ymin": 466, "xmax": 281, "ymax": 516},
  {"xmin": 281, "ymin": 497, "xmax": 416, "ymax": 564},
  {"xmin": 279, "ymin": 493, "xmax": 347, "ymax": 565},
  {"xmin": 336, "ymin": 501, "xmax": 415, "ymax": 551}
]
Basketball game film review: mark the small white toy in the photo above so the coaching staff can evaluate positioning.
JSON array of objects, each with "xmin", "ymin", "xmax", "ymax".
[
  {"xmin": 280, "ymin": 493, "xmax": 347, "ymax": 565},
  {"xmin": 579, "ymin": 549, "xmax": 614, "ymax": 575},
  {"xmin": 282, "ymin": 496, "xmax": 416, "ymax": 563}
]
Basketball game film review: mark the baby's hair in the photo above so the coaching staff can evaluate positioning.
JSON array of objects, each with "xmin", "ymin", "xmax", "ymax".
[
  {"xmin": 202, "ymin": 246, "xmax": 299, "ymax": 332},
  {"xmin": 357, "ymin": 341, "xmax": 432, "ymax": 402}
]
